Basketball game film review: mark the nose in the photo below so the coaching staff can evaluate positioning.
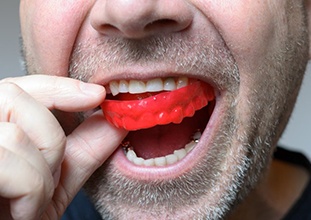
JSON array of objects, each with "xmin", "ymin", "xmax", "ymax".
[{"xmin": 90, "ymin": 0, "xmax": 194, "ymax": 39}]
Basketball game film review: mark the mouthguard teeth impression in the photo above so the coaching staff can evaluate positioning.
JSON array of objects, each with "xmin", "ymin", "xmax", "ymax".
[{"xmin": 101, "ymin": 81, "xmax": 215, "ymax": 131}]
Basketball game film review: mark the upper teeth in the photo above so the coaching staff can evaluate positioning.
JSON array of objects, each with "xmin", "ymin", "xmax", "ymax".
[{"xmin": 109, "ymin": 77, "xmax": 189, "ymax": 96}]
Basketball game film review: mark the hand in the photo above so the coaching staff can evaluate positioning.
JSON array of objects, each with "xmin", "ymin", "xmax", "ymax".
[{"xmin": 0, "ymin": 75, "xmax": 128, "ymax": 219}]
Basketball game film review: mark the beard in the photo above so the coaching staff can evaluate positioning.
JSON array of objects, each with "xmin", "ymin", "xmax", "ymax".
[
  {"xmin": 66, "ymin": 6, "xmax": 308, "ymax": 218},
  {"xmin": 69, "ymin": 35, "xmax": 245, "ymax": 219},
  {"xmin": 66, "ymin": 27, "xmax": 309, "ymax": 218}
]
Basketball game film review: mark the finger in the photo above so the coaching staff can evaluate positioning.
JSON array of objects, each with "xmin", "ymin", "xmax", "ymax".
[
  {"xmin": 0, "ymin": 146, "xmax": 53, "ymax": 220},
  {"xmin": 52, "ymin": 111, "xmax": 127, "ymax": 212},
  {"xmin": 0, "ymin": 122, "xmax": 54, "ymax": 187},
  {"xmin": 1, "ymin": 75, "xmax": 105, "ymax": 111},
  {"xmin": 0, "ymin": 82, "xmax": 65, "ymax": 173}
]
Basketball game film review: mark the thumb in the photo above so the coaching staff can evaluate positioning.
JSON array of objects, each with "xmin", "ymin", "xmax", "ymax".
[{"xmin": 50, "ymin": 111, "xmax": 127, "ymax": 216}]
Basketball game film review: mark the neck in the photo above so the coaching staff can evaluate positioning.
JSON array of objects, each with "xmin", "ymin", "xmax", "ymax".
[{"xmin": 227, "ymin": 159, "xmax": 310, "ymax": 220}]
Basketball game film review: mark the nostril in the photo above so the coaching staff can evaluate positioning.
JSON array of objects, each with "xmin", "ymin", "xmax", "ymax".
[
  {"xmin": 90, "ymin": 1, "xmax": 194, "ymax": 38},
  {"xmin": 99, "ymin": 19, "xmax": 182, "ymax": 38},
  {"xmin": 100, "ymin": 24, "xmax": 119, "ymax": 35},
  {"xmin": 145, "ymin": 19, "xmax": 179, "ymax": 32}
]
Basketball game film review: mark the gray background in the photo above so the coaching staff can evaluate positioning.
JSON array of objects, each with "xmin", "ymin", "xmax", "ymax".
[{"xmin": 1, "ymin": 1, "xmax": 310, "ymax": 158}]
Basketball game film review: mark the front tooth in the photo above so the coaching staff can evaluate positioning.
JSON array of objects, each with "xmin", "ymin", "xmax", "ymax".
[
  {"xmin": 176, "ymin": 77, "xmax": 189, "ymax": 89},
  {"xmin": 109, "ymin": 77, "xmax": 190, "ymax": 96},
  {"xmin": 165, "ymin": 154, "xmax": 178, "ymax": 165},
  {"xmin": 119, "ymin": 80, "xmax": 129, "ymax": 93},
  {"xmin": 174, "ymin": 148, "xmax": 187, "ymax": 160},
  {"xmin": 143, "ymin": 158, "xmax": 155, "ymax": 166},
  {"xmin": 146, "ymin": 78, "xmax": 163, "ymax": 92},
  {"xmin": 163, "ymin": 78, "xmax": 177, "ymax": 91},
  {"xmin": 154, "ymin": 157, "xmax": 166, "ymax": 166},
  {"xmin": 109, "ymin": 81, "xmax": 119, "ymax": 96},
  {"xmin": 129, "ymin": 80, "xmax": 146, "ymax": 94}
]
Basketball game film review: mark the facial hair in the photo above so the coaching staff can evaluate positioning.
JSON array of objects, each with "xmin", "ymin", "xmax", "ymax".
[
  {"xmin": 68, "ymin": 7, "xmax": 308, "ymax": 219},
  {"xmin": 68, "ymin": 35, "xmax": 244, "ymax": 219}
]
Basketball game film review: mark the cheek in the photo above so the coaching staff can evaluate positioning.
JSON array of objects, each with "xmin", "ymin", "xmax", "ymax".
[
  {"xmin": 209, "ymin": 1, "xmax": 277, "ymax": 68},
  {"xmin": 20, "ymin": 0, "xmax": 95, "ymax": 75},
  {"xmin": 192, "ymin": 1, "xmax": 292, "ymax": 132},
  {"xmin": 193, "ymin": 1, "xmax": 281, "ymax": 72},
  {"xmin": 196, "ymin": 1, "xmax": 287, "ymax": 98}
]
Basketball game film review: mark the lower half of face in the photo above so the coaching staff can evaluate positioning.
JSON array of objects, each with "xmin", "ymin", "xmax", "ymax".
[
  {"xmin": 82, "ymin": 35, "xmax": 307, "ymax": 220},
  {"xmin": 22, "ymin": 1, "xmax": 309, "ymax": 219}
]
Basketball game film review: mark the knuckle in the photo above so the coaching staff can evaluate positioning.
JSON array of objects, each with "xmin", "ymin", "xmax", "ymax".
[
  {"xmin": 0, "ymin": 82, "xmax": 25, "ymax": 108},
  {"xmin": 0, "ymin": 123, "xmax": 27, "ymax": 144},
  {"xmin": 57, "ymin": 132, "xmax": 67, "ymax": 150},
  {"xmin": 27, "ymin": 171, "xmax": 54, "ymax": 206},
  {"xmin": 0, "ymin": 77, "xmax": 15, "ymax": 84},
  {"xmin": 29, "ymin": 171, "xmax": 45, "ymax": 195},
  {"xmin": 0, "ymin": 81, "xmax": 22, "ymax": 94},
  {"xmin": 41, "ymin": 129, "xmax": 66, "ymax": 164},
  {"xmin": 28, "ymin": 168, "xmax": 54, "ymax": 201},
  {"xmin": 49, "ymin": 129, "xmax": 66, "ymax": 150},
  {"xmin": 0, "ymin": 145, "xmax": 10, "ymax": 162}
]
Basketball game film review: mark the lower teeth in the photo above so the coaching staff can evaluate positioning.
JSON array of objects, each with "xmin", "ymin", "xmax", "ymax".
[{"xmin": 124, "ymin": 130, "xmax": 201, "ymax": 167}]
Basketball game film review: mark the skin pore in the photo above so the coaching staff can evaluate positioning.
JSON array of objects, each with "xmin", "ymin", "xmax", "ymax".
[{"xmin": 19, "ymin": 0, "xmax": 310, "ymax": 219}]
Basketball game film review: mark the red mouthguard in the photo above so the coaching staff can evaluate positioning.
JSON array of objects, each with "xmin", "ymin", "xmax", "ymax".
[{"xmin": 101, "ymin": 81, "xmax": 215, "ymax": 130}]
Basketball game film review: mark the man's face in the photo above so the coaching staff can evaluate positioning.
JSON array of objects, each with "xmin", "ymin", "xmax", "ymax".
[{"xmin": 20, "ymin": 0, "xmax": 309, "ymax": 219}]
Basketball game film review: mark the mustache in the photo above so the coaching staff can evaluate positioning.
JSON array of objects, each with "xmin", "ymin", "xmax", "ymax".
[{"xmin": 68, "ymin": 35, "xmax": 240, "ymax": 89}]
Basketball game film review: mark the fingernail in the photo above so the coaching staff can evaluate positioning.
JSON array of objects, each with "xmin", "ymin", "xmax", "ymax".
[{"xmin": 79, "ymin": 82, "xmax": 105, "ymax": 96}]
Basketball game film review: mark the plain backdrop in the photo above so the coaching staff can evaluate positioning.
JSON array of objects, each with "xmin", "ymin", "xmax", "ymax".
[{"xmin": 0, "ymin": 1, "xmax": 310, "ymax": 158}]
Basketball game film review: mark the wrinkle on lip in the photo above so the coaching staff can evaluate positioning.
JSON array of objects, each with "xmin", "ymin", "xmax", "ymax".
[{"xmin": 101, "ymin": 81, "xmax": 215, "ymax": 130}]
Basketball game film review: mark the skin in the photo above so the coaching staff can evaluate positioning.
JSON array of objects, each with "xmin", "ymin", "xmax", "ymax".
[{"xmin": 0, "ymin": 0, "xmax": 310, "ymax": 219}]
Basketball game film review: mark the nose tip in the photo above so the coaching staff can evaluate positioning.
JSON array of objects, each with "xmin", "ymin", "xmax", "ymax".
[{"xmin": 90, "ymin": 0, "xmax": 193, "ymax": 39}]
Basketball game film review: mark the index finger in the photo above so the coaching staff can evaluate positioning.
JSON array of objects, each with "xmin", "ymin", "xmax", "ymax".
[{"xmin": 1, "ymin": 75, "xmax": 106, "ymax": 112}]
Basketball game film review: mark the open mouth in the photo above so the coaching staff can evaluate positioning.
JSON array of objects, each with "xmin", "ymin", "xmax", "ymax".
[{"xmin": 101, "ymin": 77, "xmax": 216, "ymax": 169}]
